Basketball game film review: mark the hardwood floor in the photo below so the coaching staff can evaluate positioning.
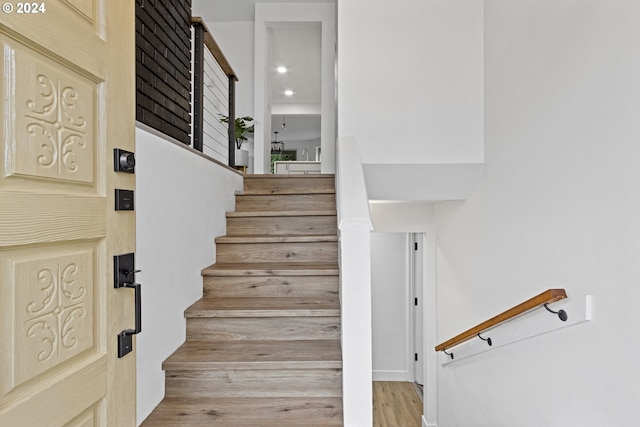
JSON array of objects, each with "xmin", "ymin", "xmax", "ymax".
[{"xmin": 373, "ymin": 382, "xmax": 423, "ymax": 427}]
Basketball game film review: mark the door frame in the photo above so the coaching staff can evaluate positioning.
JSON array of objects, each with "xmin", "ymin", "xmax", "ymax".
[
  {"xmin": 410, "ymin": 233, "xmax": 425, "ymax": 385},
  {"xmin": 253, "ymin": 2, "xmax": 336, "ymax": 174}
]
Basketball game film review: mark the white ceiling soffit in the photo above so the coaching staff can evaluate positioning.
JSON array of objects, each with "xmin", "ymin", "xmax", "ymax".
[
  {"xmin": 363, "ymin": 164, "xmax": 484, "ymax": 201},
  {"xmin": 192, "ymin": 0, "xmax": 334, "ymax": 22}
]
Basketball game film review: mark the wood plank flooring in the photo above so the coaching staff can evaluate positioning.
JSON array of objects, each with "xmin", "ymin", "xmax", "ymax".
[
  {"xmin": 142, "ymin": 175, "xmax": 343, "ymax": 425},
  {"xmin": 373, "ymin": 382, "xmax": 423, "ymax": 427}
]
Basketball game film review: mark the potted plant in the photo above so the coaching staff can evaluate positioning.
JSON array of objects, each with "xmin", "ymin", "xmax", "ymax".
[{"xmin": 219, "ymin": 115, "xmax": 254, "ymax": 167}]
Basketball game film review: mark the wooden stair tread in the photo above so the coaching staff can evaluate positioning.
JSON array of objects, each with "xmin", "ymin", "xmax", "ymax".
[
  {"xmin": 202, "ymin": 262, "xmax": 339, "ymax": 276},
  {"xmin": 216, "ymin": 235, "xmax": 338, "ymax": 244},
  {"xmin": 236, "ymin": 188, "xmax": 336, "ymax": 196},
  {"xmin": 163, "ymin": 340, "xmax": 342, "ymax": 369},
  {"xmin": 244, "ymin": 174, "xmax": 334, "ymax": 179},
  {"xmin": 186, "ymin": 297, "xmax": 340, "ymax": 317},
  {"xmin": 227, "ymin": 210, "xmax": 336, "ymax": 217},
  {"xmin": 140, "ymin": 397, "xmax": 342, "ymax": 426}
]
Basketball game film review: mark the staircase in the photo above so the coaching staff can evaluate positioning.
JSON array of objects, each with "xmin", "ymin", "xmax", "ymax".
[{"xmin": 142, "ymin": 175, "xmax": 343, "ymax": 426}]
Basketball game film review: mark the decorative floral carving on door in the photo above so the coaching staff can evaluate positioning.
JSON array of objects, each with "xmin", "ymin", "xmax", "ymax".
[
  {"xmin": 6, "ymin": 250, "xmax": 95, "ymax": 391},
  {"xmin": 25, "ymin": 262, "xmax": 87, "ymax": 362},
  {"xmin": 25, "ymin": 74, "xmax": 88, "ymax": 177},
  {"xmin": 4, "ymin": 40, "xmax": 95, "ymax": 184}
]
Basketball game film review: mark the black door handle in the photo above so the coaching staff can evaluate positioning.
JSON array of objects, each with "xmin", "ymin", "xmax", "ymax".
[
  {"xmin": 125, "ymin": 282, "xmax": 142, "ymax": 334},
  {"xmin": 118, "ymin": 282, "xmax": 141, "ymax": 358}
]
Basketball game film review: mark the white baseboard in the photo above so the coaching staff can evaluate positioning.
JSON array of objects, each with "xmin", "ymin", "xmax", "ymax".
[
  {"xmin": 423, "ymin": 415, "xmax": 436, "ymax": 427},
  {"xmin": 372, "ymin": 370, "xmax": 410, "ymax": 382}
]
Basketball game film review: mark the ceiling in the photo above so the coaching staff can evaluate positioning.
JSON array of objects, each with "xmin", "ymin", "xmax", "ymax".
[
  {"xmin": 193, "ymin": 0, "xmax": 326, "ymax": 142},
  {"xmin": 268, "ymin": 23, "xmax": 321, "ymax": 109},
  {"xmin": 193, "ymin": 0, "xmax": 331, "ymax": 22}
]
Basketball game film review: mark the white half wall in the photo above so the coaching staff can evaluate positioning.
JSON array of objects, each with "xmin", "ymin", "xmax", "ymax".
[
  {"xmin": 338, "ymin": 0, "xmax": 484, "ymax": 165},
  {"xmin": 371, "ymin": 233, "xmax": 411, "ymax": 382},
  {"xmin": 434, "ymin": 1, "xmax": 640, "ymax": 425},
  {"xmin": 135, "ymin": 126, "xmax": 243, "ymax": 425}
]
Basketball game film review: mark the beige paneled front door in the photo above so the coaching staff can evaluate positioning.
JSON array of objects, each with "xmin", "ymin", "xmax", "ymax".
[{"xmin": 0, "ymin": 1, "xmax": 136, "ymax": 425}]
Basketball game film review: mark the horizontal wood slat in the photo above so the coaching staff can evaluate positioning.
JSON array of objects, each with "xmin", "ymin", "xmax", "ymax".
[
  {"xmin": 0, "ymin": 192, "xmax": 106, "ymax": 246},
  {"xmin": 435, "ymin": 289, "xmax": 567, "ymax": 352}
]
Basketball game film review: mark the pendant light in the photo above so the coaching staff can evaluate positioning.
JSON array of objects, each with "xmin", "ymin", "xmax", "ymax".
[{"xmin": 271, "ymin": 131, "xmax": 284, "ymax": 154}]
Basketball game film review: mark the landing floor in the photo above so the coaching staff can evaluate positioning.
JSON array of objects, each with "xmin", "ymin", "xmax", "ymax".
[{"xmin": 373, "ymin": 381, "xmax": 423, "ymax": 427}]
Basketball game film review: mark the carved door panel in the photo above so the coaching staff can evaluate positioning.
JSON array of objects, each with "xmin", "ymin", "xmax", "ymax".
[{"xmin": 0, "ymin": 2, "xmax": 136, "ymax": 426}]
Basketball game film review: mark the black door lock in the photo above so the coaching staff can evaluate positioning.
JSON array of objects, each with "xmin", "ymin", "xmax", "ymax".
[{"xmin": 114, "ymin": 148, "xmax": 135, "ymax": 173}]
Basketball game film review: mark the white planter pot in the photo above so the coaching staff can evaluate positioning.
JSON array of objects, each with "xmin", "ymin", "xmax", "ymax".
[{"xmin": 235, "ymin": 149, "xmax": 249, "ymax": 167}]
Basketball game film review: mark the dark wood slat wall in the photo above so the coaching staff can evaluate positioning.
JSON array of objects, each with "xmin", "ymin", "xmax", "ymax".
[{"xmin": 136, "ymin": 0, "xmax": 192, "ymax": 145}]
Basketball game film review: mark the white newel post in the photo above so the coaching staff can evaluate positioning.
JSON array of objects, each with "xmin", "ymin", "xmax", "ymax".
[
  {"xmin": 340, "ymin": 222, "xmax": 373, "ymax": 426},
  {"xmin": 336, "ymin": 136, "xmax": 373, "ymax": 426}
]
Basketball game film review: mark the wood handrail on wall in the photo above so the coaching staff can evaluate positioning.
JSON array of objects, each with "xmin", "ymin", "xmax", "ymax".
[{"xmin": 435, "ymin": 288, "xmax": 567, "ymax": 353}]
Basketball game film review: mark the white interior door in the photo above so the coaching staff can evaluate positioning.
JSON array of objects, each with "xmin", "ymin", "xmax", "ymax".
[{"xmin": 0, "ymin": 2, "xmax": 136, "ymax": 425}]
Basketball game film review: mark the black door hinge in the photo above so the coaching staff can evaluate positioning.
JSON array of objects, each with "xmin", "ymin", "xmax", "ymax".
[
  {"xmin": 414, "ymin": 242, "xmax": 418, "ymax": 250},
  {"xmin": 415, "ymin": 353, "xmax": 418, "ymax": 361},
  {"xmin": 415, "ymin": 298, "xmax": 418, "ymax": 306}
]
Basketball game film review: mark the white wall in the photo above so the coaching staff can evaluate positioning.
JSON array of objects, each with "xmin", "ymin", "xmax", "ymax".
[
  {"xmin": 434, "ymin": 1, "xmax": 640, "ymax": 426},
  {"xmin": 135, "ymin": 127, "xmax": 243, "ymax": 425},
  {"xmin": 371, "ymin": 233, "xmax": 411, "ymax": 381},
  {"xmin": 337, "ymin": 0, "xmax": 484, "ymax": 165}
]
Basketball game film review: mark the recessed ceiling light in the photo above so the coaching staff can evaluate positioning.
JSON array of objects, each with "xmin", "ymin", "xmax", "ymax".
[
  {"xmin": 277, "ymin": 66, "xmax": 287, "ymax": 73},
  {"xmin": 284, "ymin": 90, "xmax": 294, "ymax": 96}
]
